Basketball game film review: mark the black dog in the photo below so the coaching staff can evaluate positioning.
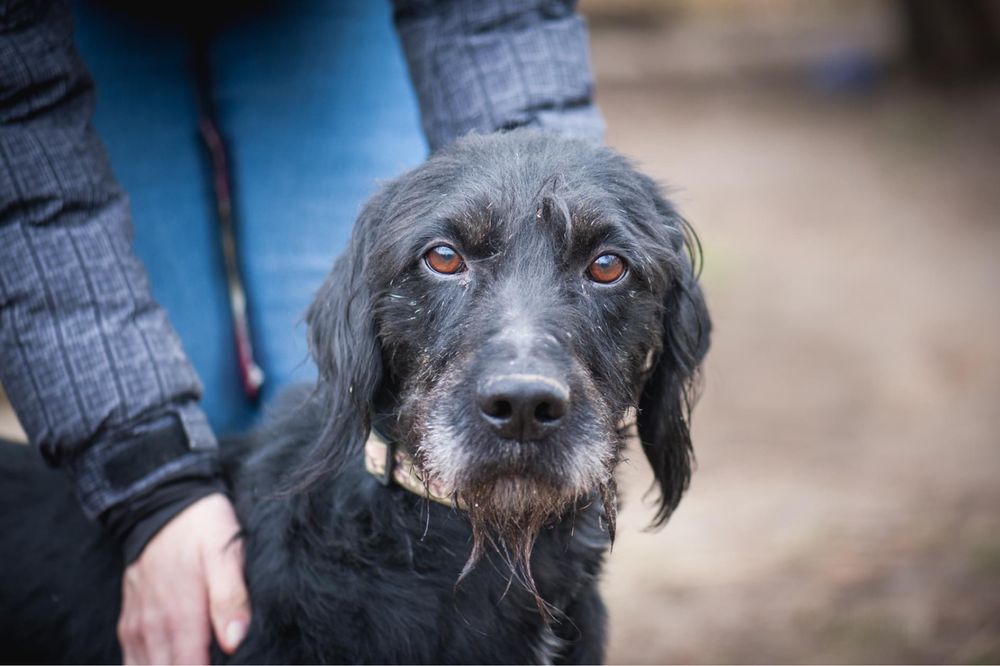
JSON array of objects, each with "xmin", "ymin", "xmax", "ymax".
[{"xmin": 0, "ymin": 130, "xmax": 710, "ymax": 664}]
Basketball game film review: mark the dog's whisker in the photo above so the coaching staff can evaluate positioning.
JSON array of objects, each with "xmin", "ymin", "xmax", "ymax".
[
  {"xmin": 421, "ymin": 498, "xmax": 431, "ymax": 541},
  {"xmin": 498, "ymin": 568, "xmax": 516, "ymax": 604}
]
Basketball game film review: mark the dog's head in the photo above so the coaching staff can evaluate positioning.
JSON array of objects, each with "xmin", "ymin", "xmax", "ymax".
[{"xmin": 303, "ymin": 130, "xmax": 710, "ymax": 577}]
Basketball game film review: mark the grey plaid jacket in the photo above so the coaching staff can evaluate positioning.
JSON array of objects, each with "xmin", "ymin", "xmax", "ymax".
[{"xmin": 0, "ymin": 0, "xmax": 602, "ymax": 552}]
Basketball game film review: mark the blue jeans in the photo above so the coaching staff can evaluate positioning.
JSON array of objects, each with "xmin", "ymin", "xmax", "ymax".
[{"xmin": 73, "ymin": 1, "xmax": 426, "ymax": 434}]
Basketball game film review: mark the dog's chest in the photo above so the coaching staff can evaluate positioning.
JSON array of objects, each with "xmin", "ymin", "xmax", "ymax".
[{"xmin": 238, "ymin": 466, "xmax": 610, "ymax": 663}]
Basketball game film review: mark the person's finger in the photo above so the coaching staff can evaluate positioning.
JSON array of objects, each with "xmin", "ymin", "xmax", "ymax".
[
  {"xmin": 139, "ymin": 604, "xmax": 171, "ymax": 665},
  {"xmin": 204, "ymin": 538, "xmax": 250, "ymax": 654},
  {"xmin": 119, "ymin": 569, "xmax": 148, "ymax": 665},
  {"xmin": 162, "ymin": 572, "xmax": 212, "ymax": 666},
  {"xmin": 118, "ymin": 611, "xmax": 147, "ymax": 665},
  {"xmin": 166, "ymin": 610, "xmax": 212, "ymax": 665}
]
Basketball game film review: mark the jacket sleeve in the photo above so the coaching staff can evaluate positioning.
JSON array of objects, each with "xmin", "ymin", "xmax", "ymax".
[
  {"xmin": 0, "ymin": 0, "xmax": 222, "ymax": 559},
  {"xmin": 391, "ymin": 0, "xmax": 604, "ymax": 152}
]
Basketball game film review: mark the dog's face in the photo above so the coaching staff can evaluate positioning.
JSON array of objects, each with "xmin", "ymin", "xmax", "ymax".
[{"xmin": 305, "ymin": 131, "xmax": 709, "ymax": 579}]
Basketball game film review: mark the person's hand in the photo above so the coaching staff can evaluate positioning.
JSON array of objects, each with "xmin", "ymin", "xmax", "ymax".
[{"xmin": 117, "ymin": 493, "xmax": 250, "ymax": 665}]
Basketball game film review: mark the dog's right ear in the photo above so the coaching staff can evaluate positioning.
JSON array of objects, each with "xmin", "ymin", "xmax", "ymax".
[{"xmin": 294, "ymin": 190, "xmax": 390, "ymax": 487}]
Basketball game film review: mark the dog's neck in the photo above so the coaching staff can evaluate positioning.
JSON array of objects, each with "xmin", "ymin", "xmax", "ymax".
[{"xmin": 363, "ymin": 430, "xmax": 467, "ymax": 510}]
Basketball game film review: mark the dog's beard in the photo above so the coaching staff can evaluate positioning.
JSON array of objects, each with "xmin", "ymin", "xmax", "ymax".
[
  {"xmin": 454, "ymin": 473, "xmax": 618, "ymax": 621},
  {"xmin": 404, "ymin": 369, "xmax": 623, "ymax": 618}
]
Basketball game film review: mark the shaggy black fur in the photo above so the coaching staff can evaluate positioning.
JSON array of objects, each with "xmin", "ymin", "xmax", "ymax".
[{"xmin": 0, "ymin": 130, "xmax": 710, "ymax": 664}]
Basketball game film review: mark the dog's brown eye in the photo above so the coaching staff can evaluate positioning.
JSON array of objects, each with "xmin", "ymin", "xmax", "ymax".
[
  {"xmin": 587, "ymin": 254, "xmax": 626, "ymax": 284},
  {"xmin": 424, "ymin": 244, "xmax": 465, "ymax": 275}
]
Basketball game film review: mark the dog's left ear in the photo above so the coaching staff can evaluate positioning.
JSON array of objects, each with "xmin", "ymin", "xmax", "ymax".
[
  {"xmin": 295, "ymin": 189, "xmax": 390, "ymax": 486},
  {"xmin": 635, "ymin": 179, "xmax": 712, "ymax": 526}
]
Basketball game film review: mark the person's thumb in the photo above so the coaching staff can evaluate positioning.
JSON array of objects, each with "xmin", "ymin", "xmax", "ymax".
[{"xmin": 205, "ymin": 537, "xmax": 251, "ymax": 655}]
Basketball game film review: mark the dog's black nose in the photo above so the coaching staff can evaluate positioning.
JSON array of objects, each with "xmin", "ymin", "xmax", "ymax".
[{"xmin": 477, "ymin": 375, "xmax": 569, "ymax": 440}]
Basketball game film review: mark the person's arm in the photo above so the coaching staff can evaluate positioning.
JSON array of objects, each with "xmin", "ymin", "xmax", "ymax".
[
  {"xmin": 0, "ymin": 1, "xmax": 248, "ymax": 661},
  {"xmin": 392, "ymin": 0, "xmax": 605, "ymax": 151}
]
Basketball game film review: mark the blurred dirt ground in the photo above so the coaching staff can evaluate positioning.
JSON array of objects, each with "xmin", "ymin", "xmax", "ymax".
[{"xmin": 587, "ymin": 3, "xmax": 1000, "ymax": 664}]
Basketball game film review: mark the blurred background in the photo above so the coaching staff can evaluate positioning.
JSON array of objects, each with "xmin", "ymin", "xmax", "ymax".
[
  {"xmin": 578, "ymin": 0, "xmax": 1000, "ymax": 663},
  {"xmin": 2, "ymin": 0, "xmax": 998, "ymax": 663}
]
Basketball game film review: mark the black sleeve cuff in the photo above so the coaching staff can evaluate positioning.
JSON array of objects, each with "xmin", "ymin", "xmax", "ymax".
[
  {"xmin": 64, "ymin": 406, "xmax": 219, "ymax": 520},
  {"xmin": 104, "ymin": 475, "xmax": 229, "ymax": 563}
]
